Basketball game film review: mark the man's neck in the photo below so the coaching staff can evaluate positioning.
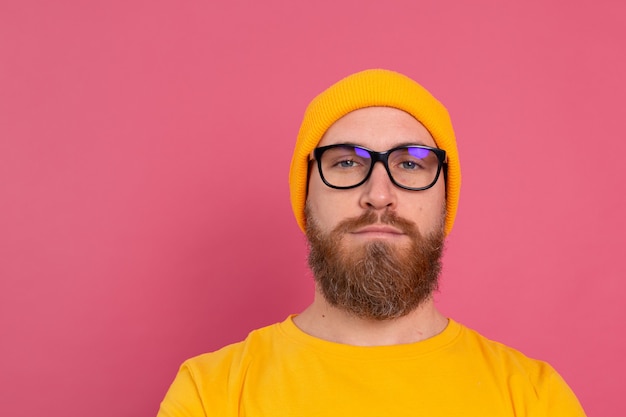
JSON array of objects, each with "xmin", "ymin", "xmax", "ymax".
[{"xmin": 292, "ymin": 291, "xmax": 448, "ymax": 346}]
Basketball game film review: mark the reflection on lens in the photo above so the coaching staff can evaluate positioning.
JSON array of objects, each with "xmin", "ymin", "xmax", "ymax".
[
  {"xmin": 354, "ymin": 147, "xmax": 371, "ymax": 159},
  {"xmin": 407, "ymin": 147, "xmax": 430, "ymax": 159}
]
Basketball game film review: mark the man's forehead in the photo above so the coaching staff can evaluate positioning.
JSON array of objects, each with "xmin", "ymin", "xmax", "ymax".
[{"xmin": 319, "ymin": 106, "xmax": 437, "ymax": 149}]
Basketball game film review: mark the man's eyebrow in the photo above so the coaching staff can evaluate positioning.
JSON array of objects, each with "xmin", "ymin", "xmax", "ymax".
[
  {"xmin": 395, "ymin": 141, "xmax": 430, "ymax": 147},
  {"xmin": 322, "ymin": 141, "xmax": 361, "ymax": 147}
]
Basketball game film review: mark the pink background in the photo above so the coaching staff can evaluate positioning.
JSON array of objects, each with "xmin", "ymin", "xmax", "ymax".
[{"xmin": 1, "ymin": 1, "xmax": 624, "ymax": 416}]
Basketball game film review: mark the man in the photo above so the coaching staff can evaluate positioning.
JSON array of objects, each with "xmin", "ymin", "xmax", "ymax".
[{"xmin": 158, "ymin": 69, "xmax": 586, "ymax": 416}]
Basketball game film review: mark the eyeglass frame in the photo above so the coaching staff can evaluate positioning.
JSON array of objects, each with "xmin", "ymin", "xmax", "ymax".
[{"xmin": 311, "ymin": 143, "xmax": 447, "ymax": 191}]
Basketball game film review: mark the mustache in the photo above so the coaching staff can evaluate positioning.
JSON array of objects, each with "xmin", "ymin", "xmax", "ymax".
[{"xmin": 332, "ymin": 210, "xmax": 420, "ymax": 238}]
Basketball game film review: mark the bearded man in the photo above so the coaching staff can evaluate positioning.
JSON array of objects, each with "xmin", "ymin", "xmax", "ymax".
[{"xmin": 158, "ymin": 69, "xmax": 586, "ymax": 416}]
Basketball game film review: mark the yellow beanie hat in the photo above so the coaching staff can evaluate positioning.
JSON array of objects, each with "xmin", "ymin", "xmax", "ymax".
[{"xmin": 289, "ymin": 69, "xmax": 461, "ymax": 235}]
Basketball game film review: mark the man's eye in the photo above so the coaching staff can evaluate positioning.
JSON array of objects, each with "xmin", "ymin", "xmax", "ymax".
[
  {"xmin": 338, "ymin": 160, "xmax": 357, "ymax": 168},
  {"xmin": 400, "ymin": 160, "xmax": 421, "ymax": 170}
]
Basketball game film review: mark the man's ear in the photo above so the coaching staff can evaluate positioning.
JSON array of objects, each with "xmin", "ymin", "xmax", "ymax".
[
  {"xmin": 443, "ymin": 163, "xmax": 448, "ymax": 196},
  {"xmin": 306, "ymin": 159, "xmax": 315, "ymax": 195}
]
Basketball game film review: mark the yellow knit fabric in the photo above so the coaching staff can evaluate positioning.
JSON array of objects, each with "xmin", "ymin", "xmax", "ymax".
[
  {"xmin": 158, "ymin": 317, "xmax": 586, "ymax": 416},
  {"xmin": 289, "ymin": 69, "xmax": 461, "ymax": 235}
]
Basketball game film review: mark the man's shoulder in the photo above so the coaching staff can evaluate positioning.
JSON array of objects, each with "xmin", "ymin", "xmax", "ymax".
[
  {"xmin": 453, "ymin": 320, "xmax": 558, "ymax": 379},
  {"xmin": 181, "ymin": 319, "xmax": 285, "ymax": 376},
  {"xmin": 455, "ymin": 321, "xmax": 585, "ymax": 414}
]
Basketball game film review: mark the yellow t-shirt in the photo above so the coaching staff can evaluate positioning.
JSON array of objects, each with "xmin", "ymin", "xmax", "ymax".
[{"xmin": 158, "ymin": 317, "xmax": 585, "ymax": 416}]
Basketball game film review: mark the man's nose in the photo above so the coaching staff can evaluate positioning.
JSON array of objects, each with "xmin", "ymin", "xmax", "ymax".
[{"xmin": 358, "ymin": 162, "xmax": 397, "ymax": 211}]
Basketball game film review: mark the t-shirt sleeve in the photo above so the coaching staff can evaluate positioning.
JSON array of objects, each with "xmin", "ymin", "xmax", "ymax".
[
  {"xmin": 157, "ymin": 363, "xmax": 207, "ymax": 417},
  {"xmin": 541, "ymin": 367, "xmax": 587, "ymax": 417}
]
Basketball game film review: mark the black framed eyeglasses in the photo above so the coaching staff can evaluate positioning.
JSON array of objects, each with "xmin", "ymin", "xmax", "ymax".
[{"xmin": 312, "ymin": 144, "xmax": 447, "ymax": 191}]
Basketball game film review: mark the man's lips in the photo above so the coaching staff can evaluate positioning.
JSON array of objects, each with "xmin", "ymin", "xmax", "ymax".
[{"xmin": 351, "ymin": 224, "xmax": 406, "ymax": 236}]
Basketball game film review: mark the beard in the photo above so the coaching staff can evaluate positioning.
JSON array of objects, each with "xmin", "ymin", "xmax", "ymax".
[{"xmin": 305, "ymin": 206, "xmax": 445, "ymax": 321}]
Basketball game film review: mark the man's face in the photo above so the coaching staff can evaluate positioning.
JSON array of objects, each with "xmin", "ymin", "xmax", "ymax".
[
  {"xmin": 305, "ymin": 106, "xmax": 447, "ymax": 320},
  {"xmin": 307, "ymin": 106, "xmax": 446, "ymax": 239}
]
